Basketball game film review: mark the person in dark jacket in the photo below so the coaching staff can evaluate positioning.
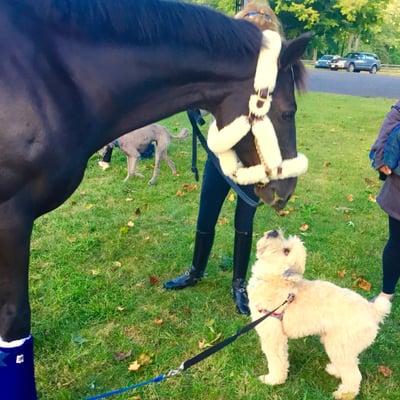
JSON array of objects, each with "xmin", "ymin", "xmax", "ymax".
[
  {"xmin": 370, "ymin": 100, "xmax": 400, "ymax": 301},
  {"xmin": 163, "ymin": 1, "xmax": 279, "ymax": 315}
]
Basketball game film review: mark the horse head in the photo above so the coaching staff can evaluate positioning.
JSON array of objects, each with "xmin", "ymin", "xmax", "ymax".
[{"xmin": 210, "ymin": 32, "xmax": 312, "ymax": 210}]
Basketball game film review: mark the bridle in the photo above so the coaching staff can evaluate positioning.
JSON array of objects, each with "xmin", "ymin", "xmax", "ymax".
[{"xmin": 207, "ymin": 30, "xmax": 308, "ymax": 187}]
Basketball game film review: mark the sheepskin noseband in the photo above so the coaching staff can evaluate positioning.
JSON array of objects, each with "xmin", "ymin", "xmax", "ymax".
[{"xmin": 207, "ymin": 30, "xmax": 308, "ymax": 185}]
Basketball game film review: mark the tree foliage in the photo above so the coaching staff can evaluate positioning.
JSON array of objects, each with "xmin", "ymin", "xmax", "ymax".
[{"xmin": 184, "ymin": 0, "xmax": 400, "ymax": 63}]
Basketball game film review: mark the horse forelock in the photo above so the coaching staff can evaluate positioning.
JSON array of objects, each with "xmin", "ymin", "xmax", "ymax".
[{"xmin": 19, "ymin": 0, "xmax": 262, "ymax": 61}]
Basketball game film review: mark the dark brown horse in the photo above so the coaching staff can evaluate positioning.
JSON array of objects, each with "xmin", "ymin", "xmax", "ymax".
[{"xmin": 0, "ymin": 0, "xmax": 311, "ymax": 397}]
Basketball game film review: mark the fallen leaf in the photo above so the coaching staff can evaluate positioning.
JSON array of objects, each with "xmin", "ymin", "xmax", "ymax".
[
  {"xmin": 378, "ymin": 365, "xmax": 393, "ymax": 378},
  {"xmin": 299, "ymin": 223, "xmax": 309, "ymax": 232},
  {"xmin": 183, "ymin": 183, "xmax": 198, "ymax": 192},
  {"xmin": 128, "ymin": 360, "xmax": 141, "ymax": 372},
  {"xmin": 356, "ymin": 278, "xmax": 372, "ymax": 292},
  {"xmin": 116, "ymin": 306, "xmax": 125, "ymax": 312},
  {"xmin": 346, "ymin": 194, "xmax": 354, "ymax": 202},
  {"xmin": 90, "ymin": 269, "xmax": 100, "ymax": 276},
  {"xmin": 120, "ymin": 226, "xmax": 129, "ymax": 234},
  {"xmin": 364, "ymin": 177, "xmax": 378, "ymax": 187},
  {"xmin": 114, "ymin": 350, "xmax": 132, "ymax": 361},
  {"xmin": 149, "ymin": 275, "xmax": 160, "ymax": 286},
  {"xmin": 228, "ymin": 193, "xmax": 235, "ymax": 202},
  {"xmin": 130, "ymin": 396, "xmax": 142, "ymax": 400},
  {"xmin": 127, "ymin": 221, "xmax": 135, "ymax": 228},
  {"xmin": 337, "ymin": 270, "xmax": 346, "ymax": 278},
  {"xmin": 347, "ymin": 221, "xmax": 355, "ymax": 228},
  {"xmin": 137, "ymin": 353, "xmax": 152, "ymax": 366},
  {"xmin": 125, "ymin": 197, "xmax": 133, "ymax": 202},
  {"xmin": 278, "ymin": 210, "xmax": 290, "ymax": 217},
  {"xmin": 217, "ymin": 217, "xmax": 229, "ymax": 225},
  {"xmin": 198, "ymin": 333, "xmax": 222, "ymax": 349},
  {"xmin": 85, "ymin": 203, "xmax": 94, "ymax": 210},
  {"xmin": 144, "ymin": 236, "xmax": 150, "ymax": 241},
  {"xmin": 176, "ymin": 190, "xmax": 184, "ymax": 197},
  {"xmin": 113, "ymin": 261, "xmax": 122, "ymax": 268},
  {"xmin": 153, "ymin": 318, "xmax": 164, "ymax": 326},
  {"xmin": 323, "ymin": 161, "xmax": 331, "ymax": 167},
  {"xmin": 368, "ymin": 194, "xmax": 377, "ymax": 203}
]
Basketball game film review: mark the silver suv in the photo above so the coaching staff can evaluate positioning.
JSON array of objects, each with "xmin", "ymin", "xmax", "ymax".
[{"xmin": 344, "ymin": 52, "xmax": 381, "ymax": 74}]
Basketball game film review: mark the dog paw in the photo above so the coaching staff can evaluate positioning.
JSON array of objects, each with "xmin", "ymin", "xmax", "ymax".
[
  {"xmin": 258, "ymin": 374, "xmax": 286, "ymax": 386},
  {"xmin": 325, "ymin": 363, "xmax": 340, "ymax": 379},
  {"xmin": 135, "ymin": 173, "xmax": 144, "ymax": 178},
  {"xmin": 333, "ymin": 389, "xmax": 357, "ymax": 400},
  {"xmin": 148, "ymin": 179, "xmax": 156, "ymax": 185}
]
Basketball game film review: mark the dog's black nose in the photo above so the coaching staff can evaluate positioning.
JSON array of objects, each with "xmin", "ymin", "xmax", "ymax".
[{"xmin": 267, "ymin": 230, "xmax": 279, "ymax": 238}]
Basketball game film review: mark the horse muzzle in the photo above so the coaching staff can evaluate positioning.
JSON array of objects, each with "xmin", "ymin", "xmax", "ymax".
[{"xmin": 255, "ymin": 177, "xmax": 297, "ymax": 210}]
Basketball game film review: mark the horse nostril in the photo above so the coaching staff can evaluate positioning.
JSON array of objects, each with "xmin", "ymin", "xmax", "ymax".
[{"xmin": 267, "ymin": 230, "xmax": 279, "ymax": 238}]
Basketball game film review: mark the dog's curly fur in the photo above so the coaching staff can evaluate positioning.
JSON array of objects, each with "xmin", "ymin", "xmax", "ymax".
[{"xmin": 248, "ymin": 230, "xmax": 391, "ymax": 399}]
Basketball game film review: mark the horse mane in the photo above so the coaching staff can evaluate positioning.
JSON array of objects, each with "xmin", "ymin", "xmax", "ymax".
[{"xmin": 22, "ymin": 0, "xmax": 262, "ymax": 61}]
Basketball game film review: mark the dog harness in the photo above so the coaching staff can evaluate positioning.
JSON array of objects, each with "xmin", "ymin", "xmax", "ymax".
[
  {"xmin": 207, "ymin": 30, "xmax": 308, "ymax": 186},
  {"xmin": 256, "ymin": 293, "xmax": 296, "ymax": 321}
]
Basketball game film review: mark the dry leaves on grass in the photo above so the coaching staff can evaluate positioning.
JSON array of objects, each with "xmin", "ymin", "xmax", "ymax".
[
  {"xmin": 116, "ymin": 306, "xmax": 125, "ymax": 312},
  {"xmin": 228, "ymin": 193, "xmax": 235, "ymax": 202},
  {"xmin": 337, "ymin": 270, "xmax": 346, "ymax": 278},
  {"xmin": 299, "ymin": 223, "xmax": 309, "ymax": 232},
  {"xmin": 127, "ymin": 220, "xmax": 135, "ymax": 228},
  {"xmin": 368, "ymin": 194, "xmax": 377, "ymax": 203},
  {"xmin": 153, "ymin": 318, "xmax": 163, "ymax": 326},
  {"xmin": 323, "ymin": 161, "xmax": 331, "ymax": 168},
  {"xmin": 113, "ymin": 261, "xmax": 122, "ymax": 268},
  {"xmin": 378, "ymin": 365, "xmax": 393, "ymax": 378},
  {"xmin": 175, "ymin": 190, "xmax": 184, "ymax": 197},
  {"xmin": 183, "ymin": 183, "xmax": 198, "ymax": 192},
  {"xmin": 198, "ymin": 333, "xmax": 222, "ymax": 350},
  {"xmin": 149, "ymin": 275, "xmax": 160, "ymax": 286},
  {"xmin": 128, "ymin": 354, "xmax": 152, "ymax": 372},
  {"xmin": 355, "ymin": 277, "xmax": 372, "ymax": 292},
  {"xmin": 346, "ymin": 194, "xmax": 354, "ymax": 202},
  {"xmin": 114, "ymin": 350, "xmax": 132, "ymax": 362},
  {"xmin": 278, "ymin": 210, "xmax": 290, "ymax": 217},
  {"xmin": 217, "ymin": 217, "xmax": 229, "ymax": 225}
]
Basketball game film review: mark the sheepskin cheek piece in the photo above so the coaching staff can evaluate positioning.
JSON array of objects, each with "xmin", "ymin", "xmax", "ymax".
[{"xmin": 207, "ymin": 29, "xmax": 308, "ymax": 185}]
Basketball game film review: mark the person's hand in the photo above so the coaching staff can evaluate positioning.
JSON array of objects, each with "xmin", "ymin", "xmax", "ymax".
[{"xmin": 379, "ymin": 165, "xmax": 392, "ymax": 175}]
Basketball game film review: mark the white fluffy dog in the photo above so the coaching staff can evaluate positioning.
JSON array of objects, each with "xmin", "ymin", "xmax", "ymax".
[{"xmin": 247, "ymin": 230, "xmax": 391, "ymax": 399}]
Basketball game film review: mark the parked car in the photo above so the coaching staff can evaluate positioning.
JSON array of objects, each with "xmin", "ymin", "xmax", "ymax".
[
  {"xmin": 329, "ymin": 57, "xmax": 347, "ymax": 70},
  {"xmin": 331, "ymin": 52, "xmax": 381, "ymax": 73},
  {"xmin": 315, "ymin": 55, "xmax": 340, "ymax": 69}
]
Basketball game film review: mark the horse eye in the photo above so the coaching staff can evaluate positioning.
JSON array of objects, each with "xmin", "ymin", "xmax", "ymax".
[
  {"xmin": 282, "ymin": 111, "xmax": 295, "ymax": 121},
  {"xmin": 284, "ymin": 248, "xmax": 290, "ymax": 255}
]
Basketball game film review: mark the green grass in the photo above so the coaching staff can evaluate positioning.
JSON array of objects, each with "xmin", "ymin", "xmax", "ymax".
[{"xmin": 31, "ymin": 92, "xmax": 399, "ymax": 399}]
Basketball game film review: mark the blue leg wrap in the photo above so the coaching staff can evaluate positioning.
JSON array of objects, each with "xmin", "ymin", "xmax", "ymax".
[{"xmin": 0, "ymin": 336, "xmax": 37, "ymax": 400}]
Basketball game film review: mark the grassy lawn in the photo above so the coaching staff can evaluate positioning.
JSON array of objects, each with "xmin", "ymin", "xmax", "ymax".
[{"xmin": 31, "ymin": 92, "xmax": 399, "ymax": 400}]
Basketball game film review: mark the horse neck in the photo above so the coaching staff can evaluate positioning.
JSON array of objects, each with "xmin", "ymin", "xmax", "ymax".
[{"xmin": 58, "ymin": 37, "xmax": 257, "ymax": 149}]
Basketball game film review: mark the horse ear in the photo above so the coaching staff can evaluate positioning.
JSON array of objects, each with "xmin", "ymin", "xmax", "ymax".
[{"xmin": 280, "ymin": 32, "xmax": 313, "ymax": 70}]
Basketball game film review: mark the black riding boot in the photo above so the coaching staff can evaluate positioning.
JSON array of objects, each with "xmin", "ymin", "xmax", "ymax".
[
  {"xmin": 232, "ymin": 230, "xmax": 252, "ymax": 315},
  {"xmin": 163, "ymin": 231, "xmax": 215, "ymax": 290}
]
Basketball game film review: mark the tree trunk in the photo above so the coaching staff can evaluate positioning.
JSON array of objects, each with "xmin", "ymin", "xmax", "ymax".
[
  {"xmin": 354, "ymin": 35, "xmax": 360, "ymax": 51},
  {"xmin": 312, "ymin": 48, "xmax": 318, "ymax": 61}
]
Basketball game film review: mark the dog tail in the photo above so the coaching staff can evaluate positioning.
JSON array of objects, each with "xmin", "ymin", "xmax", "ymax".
[
  {"xmin": 371, "ymin": 296, "xmax": 391, "ymax": 322},
  {"xmin": 170, "ymin": 128, "xmax": 189, "ymax": 140}
]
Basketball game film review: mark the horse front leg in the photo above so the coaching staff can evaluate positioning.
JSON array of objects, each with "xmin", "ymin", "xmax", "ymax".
[{"xmin": 0, "ymin": 206, "xmax": 37, "ymax": 400}]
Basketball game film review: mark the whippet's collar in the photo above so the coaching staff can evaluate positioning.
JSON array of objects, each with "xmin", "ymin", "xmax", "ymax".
[{"xmin": 207, "ymin": 30, "xmax": 308, "ymax": 186}]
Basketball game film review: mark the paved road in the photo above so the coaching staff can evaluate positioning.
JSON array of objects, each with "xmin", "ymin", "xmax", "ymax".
[{"xmin": 307, "ymin": 69, "xmax": 400, "ymax": 99}]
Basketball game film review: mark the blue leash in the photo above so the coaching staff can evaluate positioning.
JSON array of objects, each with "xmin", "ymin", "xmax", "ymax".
[
  {"xmin": 84, "ymin": 294, "xmax": 294, "ymax": 400},
  {"xmin": 85, "ymin": 374, "xmax": 167, "ymax": 400}
]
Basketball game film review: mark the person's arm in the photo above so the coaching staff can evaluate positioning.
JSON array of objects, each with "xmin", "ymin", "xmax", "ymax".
[{"xmin": 371, "ymin": 101, "xmax": 400, "ymax": 171}]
